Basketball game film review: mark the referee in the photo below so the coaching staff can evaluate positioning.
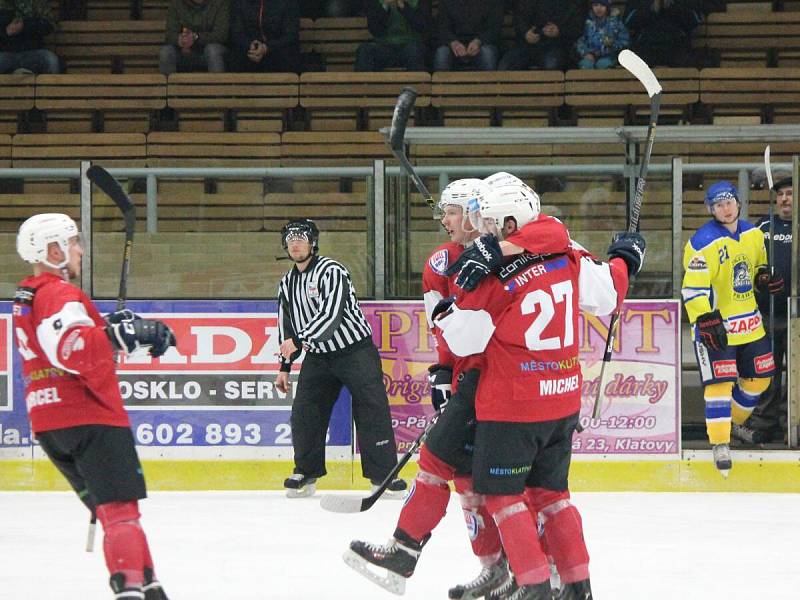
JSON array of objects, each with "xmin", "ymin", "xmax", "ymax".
[{"xmin": 275, "ymin": 218, "xmax": 406, "ymax": 498}]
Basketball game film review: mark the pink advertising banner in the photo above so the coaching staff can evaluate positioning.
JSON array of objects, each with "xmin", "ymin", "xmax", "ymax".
[{"xmin": 362, "ymin": 300, "xmax": 680, "ymax": 457}]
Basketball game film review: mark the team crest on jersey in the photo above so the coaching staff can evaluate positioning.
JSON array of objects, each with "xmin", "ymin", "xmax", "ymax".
[
  {"xmin": 307, "ymin": 278, "xmax": 320, "ymax": 298},
  {"xmin": 687, "ymin": 255, "xmax": 707, "ymax": 271},
  {"xmin": 429, "ymin": 249, "xmax": 449, "ymax": 275},
  {"xmin": 731, "ymin": 257, "xmax": 752, "ymax": 297}
]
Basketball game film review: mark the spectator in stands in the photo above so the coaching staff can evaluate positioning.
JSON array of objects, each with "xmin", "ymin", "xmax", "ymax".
[
  {"xmin": 624, "ymin": 0, "xmax": 704, "ymax": 68},
  {"xmin": 228, "ymin": 0, "xmax": 300, "ymax": 73},
  {"xmin": 354, "ymin": 0, "xmax": 431, "ymax": 72},
  {"xmin": 499, "ymin": 0, "xmax": 584, "ymax": 71},
  {"xmin": 433, "ymin": 0, "xmax": 503, "ymax": 71},
  {"xmin": 575, "ymin": 0, "xmax": 629, "ymax": 69},
  {"xmin": 159, "ymin": 0, "xmax": 229, "ymax": 74},
  {"xmin": 0, "ymin": 0, "xmax": 60, "ymax": 74}
]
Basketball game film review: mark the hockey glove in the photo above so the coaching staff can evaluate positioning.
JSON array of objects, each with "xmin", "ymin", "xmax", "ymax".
[
  {"xmin": 431, "ymin": 295, "xmax": 456, "ymax": 322},
  {"xmin": 696, "ymin": 309, "xmax": 728, "ymax": 352},
  {"xmin": 607, "ymin": 232, "xmax": 646, "ymax": 277},
  {"xmin": 445, "ymin": 234, "xmax": 503, "ymax": 291},
  {"xmin": 428, "ymin": 364, "xmax": 453, "ymax": 412},
  {"xmin": 107, "ymin": 319, "xmax": 176, "ymax": 357},
  {"xmin": 104, "ymin": 309, "xmax": 140, "ymax": 325},
  {"xmin": 755, "ymin": 267, "xmax": 784, "ymax": 295}
]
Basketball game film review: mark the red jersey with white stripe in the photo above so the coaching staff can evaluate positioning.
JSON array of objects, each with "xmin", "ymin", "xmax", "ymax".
[
  {"xmin": 12, "ymin": 273, "xmax": 129, "ymax": 433},
  {"xmin": 437, "ymin": 231, "xmax": 628, "ymax": 423}
]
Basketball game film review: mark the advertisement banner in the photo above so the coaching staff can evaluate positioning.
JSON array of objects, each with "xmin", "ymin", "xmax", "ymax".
[{"xmin": 0, "ymin": 299, "xmax": 679, "ymax": 458}]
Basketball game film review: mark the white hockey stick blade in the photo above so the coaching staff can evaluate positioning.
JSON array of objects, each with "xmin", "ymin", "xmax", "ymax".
[
  {"xmin": 342, "ymin": 549, "xmax": 407, "ymax": 595},
  {"xmin": 765, "ymin": 145, "xmax": 774, "ymax": 190},
  {"xmin": 618, "ymin": 49, "xmax": 662, "ymax": 98},
  {"xmin": 319, "ymin": 493, "xmax": 367, "ymax": 513}
]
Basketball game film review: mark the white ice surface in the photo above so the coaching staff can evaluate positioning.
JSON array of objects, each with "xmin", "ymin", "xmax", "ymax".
[{"xmin": 1, "ymin": 491, "xmax": 798, "ymax": 599}]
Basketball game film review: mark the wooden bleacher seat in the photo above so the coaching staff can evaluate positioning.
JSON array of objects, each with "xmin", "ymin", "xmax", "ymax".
[
  {"xmin": 0, "ymin": 134, "xmax": 12, "ymax": 168},
  {"xmin": 565, "ymin": 68, "xmax": 700, "ymax": 126},
  {"xmin": 430, "ymin": 71, "xmax": 564, "ymax": 127},
  {"xmin": 79, "ymin": 0, "xmax": 170, "ymax": 20},
  {"xmin": 693, "ymin": 9, "xmax": 800, "ymax": 67},
  {"xmin": 264, "ymin": 192, "xmax": 366, "ymax": 231},
  {"xmin": 299, "ymin": 72, "xmax": 430, "ymax": 131},
  {"xmin": 35, "ymin": 74, "xmax": 166, "ymax": 133},
  {"xmin": 167, "ymin": 73, "xmax": 299, "ymax": 132},
  {"xmin": 147, "ymin": 132, "xmax": 281, "ymax": 167},
  {"xmin": 0, "ymin": 74, "xmax": 35, "ymax": 135},
  {"xmin": 312, "ymin": 17, "xmax": 369, "ymax": 71},
  {"xmin": 51, "ymin": 20, "xmax": 165, "ymax": 73},
  {"xmin": 0, "ymin": 193, "xmax": 79, "ymax": 232},
  {"xmin": 151, "ymin": 193, "xmax": 266, "ymax": 232},
  {"xmin": 280, "ymin": 131, "xmax": 389, "ymax": 167},
  {"xmin": 12, "ymin": 133, "xmax": 147, "ymax": 168},
  {"xmin": 699, "ymin": 67, "xmax": 800, "ymax": 123}
]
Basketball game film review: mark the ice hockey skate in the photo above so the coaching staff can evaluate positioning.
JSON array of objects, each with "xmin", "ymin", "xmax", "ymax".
[
  {"xmin": 110, "ymin": 573, "xmax": 145, "ymax": 600},
  {"xmin": 371, "ymin": 477, "xmax": 408, "ymax": 499},
  {"xmin": 486, "ymin": 573, "xmax": 517, "ymax": 600},
  {"xmin": 448, "ymin": 556, "xmax": 509, "ymax": 599},
  {"xmin": 731, "ymin": 422, "xmax": 767, "ymax": 444},
  {"xmin": 505, "ymin": 580, "xmax": 552, "ymax": 600},
  {"xmin": 143, "ymin": 567, "xmax": 168, "ymax": 600},
  {"xmin": 712, "ymin": 443, "xmax": 732, "ymax": 477},
  {"xmin": 557, "ymin": 579, "xmax": 593, "ymax": 600},
  {"xmin": 283, "ymin": 473, "xmax": 317, "ymax": 498},
  {"xmin": 343, "ymin": 533, "xmax": 425, "ymax": 595}
]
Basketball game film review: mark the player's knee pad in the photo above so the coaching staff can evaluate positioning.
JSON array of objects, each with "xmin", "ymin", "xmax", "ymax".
[
  {"xmin": 524, "ymin": 487, "xmax": 570, "ymax": 512},
  {"xmin": 416, "ymin": 446, "xmax": 456, "ymax": 487},
  {"xmin": 484, "ymin": 494, "xmax": 528, "ymax": 526},
  {"xmin": 740, "ymin": 376, "xmax": 770, "ymax": 395},
  {"xmin": 96, "ymin": 500, "xmax": 141, "ymax": 528},
  {"xmin": 703, "ymin": 381, "xmax": 734, "ymax": 402}
]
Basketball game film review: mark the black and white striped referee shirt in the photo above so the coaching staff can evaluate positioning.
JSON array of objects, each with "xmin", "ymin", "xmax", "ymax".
[{"xmin": 278, "ymin": 255, "xmax": 373, "ymax": 370}]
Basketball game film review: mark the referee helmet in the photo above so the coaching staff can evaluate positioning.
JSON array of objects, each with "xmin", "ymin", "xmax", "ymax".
[{"xmin": 281, "ymin": 218, "xmax": 320, "ymax": 253}]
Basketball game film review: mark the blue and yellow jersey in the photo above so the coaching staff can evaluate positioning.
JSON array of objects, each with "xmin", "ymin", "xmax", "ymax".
[{"xmin": 682, "ymin": 219, "xmax": 767, "ymax": 345}]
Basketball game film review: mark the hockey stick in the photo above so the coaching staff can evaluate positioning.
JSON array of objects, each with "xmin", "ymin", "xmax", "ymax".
[
  {"xmin": 320, "ymin": 411, "xmax": 440, "ymax": 513},
  {"xmin": 83, "ymin": 165, "xmax": 135, "ymax": 551},
  {"xmin": 764, "ymin": 145, "xmax": 775, "ymax": 354},
  {"xmin": 590, "ymin": 50, "xmax": 662, "ymax": 420},
  {"xmin": 387, "ymin": 87, "xmax": 435, "ymax": 212},
  {"xmin": 86, "ymin": 164, "xmax": 136, "ymax": 310}
]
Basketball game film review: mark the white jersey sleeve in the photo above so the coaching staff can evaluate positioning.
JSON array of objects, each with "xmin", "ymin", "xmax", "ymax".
[
  {"xmin": 577, "ymin": 255, "xmax": 620, "ymax": 316},
  {"xmin": 423, "ymin": 289, "xmax": 444, "ymax": 329},
  {"xmin": 36, "ymin": 301, "xmax": 95, "ymax": 374},
  {"xmin": 437, "ymin": 304, "xmax": 496, "ymax": 357}
]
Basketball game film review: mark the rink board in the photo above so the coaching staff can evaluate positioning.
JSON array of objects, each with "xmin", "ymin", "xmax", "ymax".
[{"xmin": 6, "ymin": 298, "xmax": 775, "ymax": 493}]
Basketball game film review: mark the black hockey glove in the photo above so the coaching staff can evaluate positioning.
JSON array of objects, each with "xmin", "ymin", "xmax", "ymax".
[
  {"xmin": 445, "ymin": 234, "xmax": 503, "ymax": 291},
  {"xmin": 607, "ymin": 232, "xmax": 646, "ymax": 277},
  {"xmin": 104, "ymin": 308, "xmax": 140, "ymax": 325},
  {"xmin": 431, "ymin": 295, "xmax": 456, "ymax": 322},
  {"xmin": 107, "ymin": 319, "xmax": 176, "ymax": 358},
  {"xmin": 696, "ymin": 309, "xmax": 728, "ymax": 352},
  {"xmin": 428, "ymin": 364, "xmax": 453, "ymax": 412},
  {"xmin": 755, "ymin": 267, "xmax": 784, "ymax": 295}
]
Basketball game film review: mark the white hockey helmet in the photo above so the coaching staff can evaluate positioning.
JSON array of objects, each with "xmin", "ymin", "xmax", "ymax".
[
  {"xmin": 17, "ymin": 213, "xmax": 80, "ymax": 269},
  {"xmin": 470, "ymin": 181, "xmax": 541, "ymax": 237},
  {"xmin": 483, "ymin": 171, "xmax": 525, "ymax": 190},
  {"xmin": 437, "ymin": 178, "xmax": 488, "ymax": 215}
]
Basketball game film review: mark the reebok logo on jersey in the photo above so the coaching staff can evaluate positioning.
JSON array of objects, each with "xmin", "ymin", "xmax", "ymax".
[
  {"xmin": 539, "ymin": 374, "xmax": 579, "ymax": 396},
  {"xmin": 754, "ymin": 353, "xmax": 775, "ymax": 374},
  {"xmin": 712, "ymin": 360, "xmax": 737, "ymax": 378},
  {"xmin": 429, "ymin": 248, "xmax": 449, "ymax": 275}
]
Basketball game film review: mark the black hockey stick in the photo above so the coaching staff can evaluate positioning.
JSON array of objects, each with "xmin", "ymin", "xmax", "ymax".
[
  {"xmin": 387, "ymin": 87, "xmax": 435, "ymax": 211},
  {"xmin": 83, "ymin": 165, "xmax": 135, "ymax": 551},
  {"xmin": 319, "ymin": 411, "xmax": 440, "ymax": 513},
  {"xmin": 591, "ymin": 50, "xmax": 662, "ymax": 421},
  {"xmin": 86, "ymin": 165, "xmax": 136, "ymax": 310},
  {"xmin": 764, "ymin": 145, "xmax": 776, "ymax": 354}
]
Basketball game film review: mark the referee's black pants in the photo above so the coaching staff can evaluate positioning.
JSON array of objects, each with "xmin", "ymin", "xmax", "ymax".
[{"xmin": 290, "ymin": 337, "xmax": 399, "ymax": 481}]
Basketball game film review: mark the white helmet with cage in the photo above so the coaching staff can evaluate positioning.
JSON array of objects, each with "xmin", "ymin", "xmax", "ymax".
[
  {"xmin": 17, "ymin": 213, "xmax": 80, "ymax": 269},
  {"xmin": 470, "ymin": 178, "xmax": 541, "ymax": 237}
]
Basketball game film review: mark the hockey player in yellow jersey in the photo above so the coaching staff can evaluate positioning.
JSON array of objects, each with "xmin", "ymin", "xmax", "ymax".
[{"xmin": 682, "ymin": 181, "xmax": 783, "ymax": 476}]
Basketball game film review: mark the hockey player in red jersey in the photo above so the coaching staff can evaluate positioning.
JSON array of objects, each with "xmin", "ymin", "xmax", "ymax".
[
  {"xmin": 12, "ymin": 214, "xmax": 176, "ymax": 600},
  {"xmin": 436, "ymin": 182, "xmax": 644, "ymax": 600},
  {"xmin": 345, "ymin": 175, "xmax": 573, "ymax": 599}
]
